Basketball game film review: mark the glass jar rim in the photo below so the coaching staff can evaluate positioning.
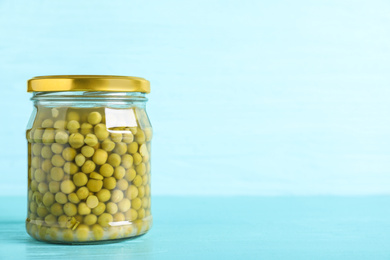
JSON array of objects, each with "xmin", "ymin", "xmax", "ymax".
[{"xmin": 27, "ymin": 75, "xmax": 150, "ymax": 93}]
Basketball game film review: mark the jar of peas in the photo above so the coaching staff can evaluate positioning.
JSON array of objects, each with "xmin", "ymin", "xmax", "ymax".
[{"xmin": 25, "ymin": 75, "xmax": 152, "ymax": 243}]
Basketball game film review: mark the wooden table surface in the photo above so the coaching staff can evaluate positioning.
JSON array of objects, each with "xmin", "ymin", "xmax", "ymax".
[{"xmin": 0, "ymin": 196, "xmax": 389, "ymax": 259}]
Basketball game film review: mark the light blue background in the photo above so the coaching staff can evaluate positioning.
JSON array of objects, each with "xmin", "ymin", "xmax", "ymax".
[{"xmin": 1, "ymin": 0, "xmax": 390, "ymax": 196}]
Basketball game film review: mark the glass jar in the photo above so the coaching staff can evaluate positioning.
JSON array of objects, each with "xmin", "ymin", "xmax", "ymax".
[{"xmin": 25, "ymin": 75, "xmax": 152, "ymax": 244}]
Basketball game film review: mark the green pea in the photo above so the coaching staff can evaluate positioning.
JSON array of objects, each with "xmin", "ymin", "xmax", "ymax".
[
  {"xmin": 30, "ymin": 180, "xmax": 38, "ymax": 191},
  {"xmin": 55, "ymin": 192, "xmax": 68, "ymax": 204},
  {"xmin": 94, "ymin": 124, "xmax": 109, "ymax": 140},
  {"xmin": 89, "ymin": 172, "xmax": 103, "ymax": 180},
  {"xmin": 53, "ymin": 120, "xmax": 67, "ymax": 129},
  {"xmin": 42, "ymin": 192, "xmax": 54, "ymax": 207},
  {"xmin": 51, "ymin": 154, "xmax": 65, "ymax": 167},
  {"xmin": 49, "ymin": 181, "xmax": 60, "ymax": 193},
  {"xmin": 73, "ymin": 172, "xmax": 88, "ymax": 187},
  {"xmin": 110, "ymin": 132, "xmax": 122, "ymax": 143},
  {"xmin": 84, "ymin": 214, "xmax": 97, "ymax": 225},
  {"xmin": 67, "ymin": 120, "xmax": 80, "ymax": 132},
  {"xmin": 69, "ymin": 133, "xmax": 84, "ymax": 148},
  {"xmin": 26, "ymin": 129, "xmax": 34, "ymax": 143},
  {"xmin": 44, "ymin": 214, "xmax": 57, "ymax": 226},
  {"xmin": 135, "ymin": 163, "xmax": 146, "ymax": 176},
  {"xmin": 81, "ymin": 160, "xmax": 96, "ymax": 173},
  {"xmin": 125, "ymin": 208, "xmax": 138, "ymax": 221},
  {"xmin": 81, "ymin": 146, "xmax": 95, "ymax": 157},
  {"xmin": 88, "ymin": 112, "xmax": 102, "ymax": 125},
  {"xmin": 84, "ymin": 133, "xmax": 98, "ymax": 146},
  {"xmin": 62, "ymin": 147, "xmax": 76, "ymax": 161},
  {"xmin": 80, "ymin": 123, "xmax": 93, "ymax": 135},
  {"xmin": 145, "ymin": 185, "xmax": 150, "ymax": 197},
  {"xmin": 96, "ymin": 189, "xmax": 111, "ymax": 202},
  {"xmin": 142, "ymin": 175, "xmax": 149, "ymax": 186},
  {"xmin": 31, "ymin": 157, "xmax": 40, "ymax": 169},
  {"xmin": 129, "ymin": 127, "xmax": 137, "ymax": 135},
  {"xmin": 51, "ymin": 143, "xmax": 64, "ymax": 154},
  {"xmin": 57, "ymin": 215, "xmax": 69, "ymax": 228},
  {"xmin": 126, "ymin": 185, "xmax": 138, "ymax": 200},
  {"xmin": 41, "ymin": 159, "xmax": 53, "ymax": 173},
  {"xmin": 107, "ymin": 153, "xmax": 121, "ymax": 167},
  {"xmin": 67, "ymin": 111, "xmax": 80, "ymax": 121},
  {"xmin": 51, "ymin": 108, "xmax": 59, "ymax": 118},
  {"xmin": 146, "ymin": 162, "xmax": 151, "ymax": 174},
  {"xmin": 125, "ymin": 168, "xmax": 136, "ymax": 182},
  {"xmin": 38, "ymin": 226, "xmax": 48, "ymax": 240},
  {"xmin": 106, "ymin": 202, "xmax": 118, "ymax": 214},
  {"xmin": 32, "ymin": 144, "xmax": 43, "ymax": 156},
  {"xmin": 99, "ymin": 164, "xmax": 114, "ymax": 177},
  {"xmin": 50, "ymin": 167, "xmax": 64, "ymax": 181},
  {"xmin": 113, "ymin": 142, "xmax": 127, "ymax": 155},
  {"xmin": 63, "ymin": 162, "xmax": 78, "ymax": 175},
  {"xmin": 131, "ymin": 198, "xmax": 141, "ymax": 210},
  {"xmin": 133, "ymin": 153, "xmax": 142, "ymax": 166},
  {"xmin": 92, "ymin": 149, "xmax": 108, "ymax": 165},
  {"xmin": 111, "ymin": 190, "xmax": 123, "ymax": 203},
  {"xmin": 92, "ymin": 224, "xmax": 104, "ymax": 240},
  {"xmin": 87, "ymin": 179, "xmax": 103, "ymax": 192},
  {"xmin": 63, "ymin": 229, "xmax": 74, "ymax": 242},
  {"xmin": 76, "ymin": 187, "xmax": 89, "ymax": 200},
  {"xmin": 33, "ymin": 128, "xmax": 44, "ymax": 143},
  {"xmin": 34, "ymin": 169, "xmax": 46, "ymax": 182},
  {"xmin": 92, "ymin": 202, "xmax": 106, "ymax": 216},
  {"xmin": 74, "ymin": 224, "xmax": 89, "ymax": 241},
  {"xmin": 86, "ymin": 195, "xmax": 99, "ymax": 208},
  {"xmin": 68, "ymin": 193, "xmax": 80, "ymax": 204},
  {"xmin": 29, "ymin": 201, "xmax": 37, "ymax": 213},
  {"xmin": 75, "ymin": 154, "xmax": 86, "ymax": 167},
  {"xmin": 63, "ymin": 202, "xmax": 77, "ymax": 217},
  {"xmin": 138, "ymin": 208, "xmax": 146, "ymax": 219},
  {"xmin": 33, "ymin": 192, "xmax": 43, "ymax": 206},
  {"xmin": 78, "ymin": 202, "xmax": 91, "ymax": 215},
  {"xmin": 48, "ymin": 227, "xmax": 59, "ymax": 240},
  {"xmin": 132, "ymin": 175, "xmax": 142, "ymax": 187},
  {"xmin": 55, "ymin": 131, "xmax": 69, "ymax": 144},
  {"xmin": 42, "ymin": 129, "xmax": 55, "ymax": 144},
  {"xmin": 135, "ymin": 129, "xmax": 145, "ymax": 144},
  {"xmin": 142, "ymin": 197, "xmax": 148, "ymax": 208},
  {"xmin": 37, "ymin": 205, "xmax": 49, "ymax": 217},
  {"xmin": 138, "ymin": 186, "xmax": 145, "ymax": 198},
  {"xmin": 103, "ymin": 177, "xmax": 116, "ymax": 190},
  {"xmin": 114, "ymin": 166, "xmax": 125, "ymax": 179},
  {"xmin": 38, "ymin": 183, "xmax": 49, "ymax": 194},
  {"xmin": 42, "ymin": 118, "xmax": 54, "ymax": 128},
  {"xmin": 118, "ymin": 198, "xmax": 131, "ymax": 212},
  {"xmin": 139, "ymin": 144, "xmax": 149, "ymax": 162},
  {"xmin": 121, "ymin": 154, "xmax": 133, "ymax": 169},
  {"xmin": 113, "ymin": 212, "xmax": 125, "ymax": 222},
  {"xmin": 101, "ymin": 139, "xmax": 115, "ymax": 152},
  {"xmin": 98, "ymin": 213, "xmax": 113, "ymax": 227},
  {"xmin": 144, "ymin": 128, "xmax": 153, "ymax": 142},
  {"xmin": 60, "ymin": 180, "xmax": 76, "ymax": 194},
  {"xmin": 117, "ymin": 179, "xmax": 128, "ymax": 191},
  {"xmin": 122, "ymin": 132, "xmax": 134, "ymax": 144}
]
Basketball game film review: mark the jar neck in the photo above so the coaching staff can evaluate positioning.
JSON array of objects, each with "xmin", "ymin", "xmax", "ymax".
[{"xmin": 31, "ymin": 91, "xmax": 148, "ymax": 108}]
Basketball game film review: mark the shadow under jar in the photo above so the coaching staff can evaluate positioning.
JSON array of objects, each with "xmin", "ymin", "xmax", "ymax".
[{"xmin": 25, "ymin": 75, "xmax": 153, "ymax": 244}]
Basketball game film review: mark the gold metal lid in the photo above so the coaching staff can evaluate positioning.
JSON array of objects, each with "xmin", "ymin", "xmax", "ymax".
[{"xmin": 27, "ymin": 75, "xmax": 150, "ymax": 93}]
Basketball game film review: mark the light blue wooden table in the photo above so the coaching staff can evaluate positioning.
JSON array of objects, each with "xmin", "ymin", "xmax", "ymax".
[{"xmin": 0, "ymin": 196, "xmax": 389, "ymax": 259}]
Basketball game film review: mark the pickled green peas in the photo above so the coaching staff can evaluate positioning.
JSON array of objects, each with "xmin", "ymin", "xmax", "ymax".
[{"xmin": 26, "ymin": 106, "xmax": 152, "ymax": 243}]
